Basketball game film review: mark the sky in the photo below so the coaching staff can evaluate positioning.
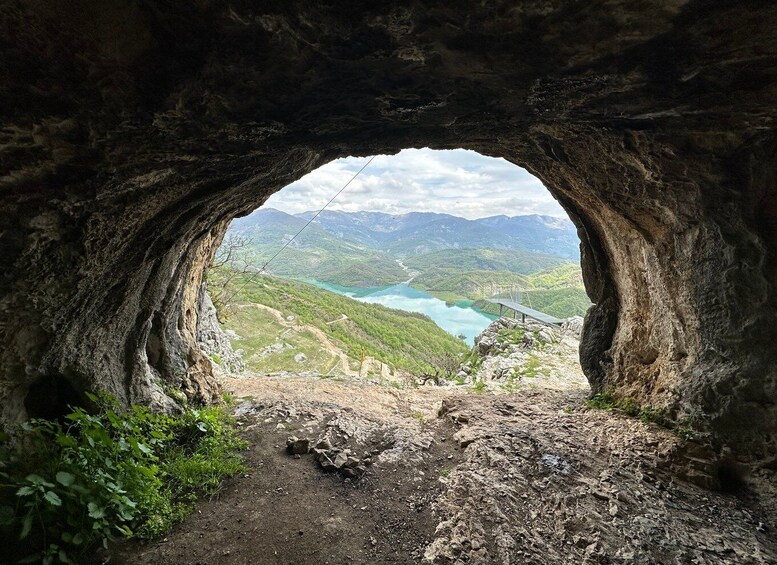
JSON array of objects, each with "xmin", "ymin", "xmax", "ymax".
[{"xmin": 262, "ymin": 148, "xmax": 567, "ymax": 219}]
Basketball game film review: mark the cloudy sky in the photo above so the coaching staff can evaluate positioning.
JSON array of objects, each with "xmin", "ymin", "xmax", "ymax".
[{"xmin": 263, "ymin": 148, "xmax": 567, "ymax": 219}]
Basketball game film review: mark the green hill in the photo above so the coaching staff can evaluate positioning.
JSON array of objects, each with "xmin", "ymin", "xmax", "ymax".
[
  {"xmin": 471, "ymin": 264, "xmax": 592, "ymax": 319},
  {"xmin": 403, "ymin": 248, "xmax": 567, "ymax": 275},
  {"xmin": 210, "ymin": 270, "xmax": 469, "ymax": 375},
  {"xmin": 411, "ymin": 269, "xmax": 533, "ymax": 303},
  {"xmin": 229, "ymin": 209, "xmax": 407, "ymax": 287},
  {"xmin": 524, "ymin": 263, "xmax": 584, "ymax": 288}
]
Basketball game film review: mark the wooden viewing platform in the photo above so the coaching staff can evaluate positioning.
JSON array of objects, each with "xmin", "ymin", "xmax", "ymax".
[{"xmin": 485, "ymin": 298, "xmax": 564, "ymax": 326}]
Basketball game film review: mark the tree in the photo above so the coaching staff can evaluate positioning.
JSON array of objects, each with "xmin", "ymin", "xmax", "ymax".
[
  {"xmin": 414, "ymin": 350, "xmax": 463, "ymax": 385},
  {"xmin": 207, "ymin": 234, "xmax": 256, "ymax": 321}
]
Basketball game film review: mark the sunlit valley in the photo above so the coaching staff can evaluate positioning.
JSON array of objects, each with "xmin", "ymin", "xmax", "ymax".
[{"xmin": 207, "ymin": 149, "xmax": 590, "ymax": 379}]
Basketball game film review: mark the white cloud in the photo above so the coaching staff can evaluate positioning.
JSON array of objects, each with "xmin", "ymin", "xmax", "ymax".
[{"xmin": 263, "ymin": 148, "xmax": 567, "ymax": 219}]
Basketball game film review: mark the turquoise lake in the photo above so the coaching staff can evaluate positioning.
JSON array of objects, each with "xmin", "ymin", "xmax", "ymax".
[{"xmin": 310, "ymin": 281, "xmax": 496, "ymax": 345}]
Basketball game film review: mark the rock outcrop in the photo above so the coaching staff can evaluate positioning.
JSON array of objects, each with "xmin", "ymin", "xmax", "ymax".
[
  {"xmin": 561, "ymin": 316, "xmax": 584, "ymax": 338},
  {"xmin": 195, "ymin": 285, "xmax": 244, "ymax": 376},
  {"xmin": 463, "ymin": 318, "xmax": 588, "ymax": 391},
  {"xmin": 0, "ymin": 2, "xmax": 775, "ymax": 468}
]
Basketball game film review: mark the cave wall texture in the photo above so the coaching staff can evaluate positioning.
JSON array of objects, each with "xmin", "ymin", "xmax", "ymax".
[{"xmin": 0, "ymin": 1, "xmax": 775, "ymax": 467}]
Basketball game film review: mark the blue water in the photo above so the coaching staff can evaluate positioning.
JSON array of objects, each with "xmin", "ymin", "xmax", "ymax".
[{"xmin": 311, "ymin": 281, "xmax": 495, "ymax": 345}]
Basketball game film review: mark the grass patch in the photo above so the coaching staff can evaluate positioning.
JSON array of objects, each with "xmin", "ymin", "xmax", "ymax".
[
  {"xmin": 497, "ymin": 328, "xmax": 525, "ymax": 345},
  {"xmin": 516, "ymin": 354, "xmax": 549, "ymax": 379},
  {"xmin": 585, "ymin": 390, "xmax": 617, "ymax": 410},
  {"xmin": 0, "ymin": 393, "xmax": 246, "ymax": 564},
  {"xmin": 638, "ymin": 406, "xmax": 667, "ymax": 425},
  {"xmin": 586, "ymin": 391, "xmax": 672, "ymax": 428},
  {"xmin": 409, "ymin": 411, "xmax": 427, "ymax": 424},
  {"xmin": 462, "ymin": 350, "xmax": 483, "ymax": 375},
  {"xmin": 471, "ymin": 379, "xmax": 487, "ymax": 394},
  {"xmin": 501, "ymin": 375, "xmax": 522, "ymax": 393}
]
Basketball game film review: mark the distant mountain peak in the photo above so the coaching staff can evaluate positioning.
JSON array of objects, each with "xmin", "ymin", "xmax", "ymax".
[{"xmin": 231, "ymin": 207, "xmax": 580, "ymax": 260}]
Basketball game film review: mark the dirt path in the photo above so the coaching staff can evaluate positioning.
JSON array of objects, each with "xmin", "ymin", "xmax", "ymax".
[{"xmin": 106, "ymin": 374, "xmax": 777, "ymax": 564}]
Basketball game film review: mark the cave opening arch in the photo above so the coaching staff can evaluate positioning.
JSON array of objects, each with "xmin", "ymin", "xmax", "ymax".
[
  {"xmin": 0, "ymin": 1, "xmax": 775, "ymax": 476},
  {"xmin": 207, "ymin": 148, "xmax": 594, "ymax": 382}
]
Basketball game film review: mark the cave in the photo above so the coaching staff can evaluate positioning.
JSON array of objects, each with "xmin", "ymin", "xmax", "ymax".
[{"xmin": 1, "ymin": 1, "xmax": 775, "ymax": 480}]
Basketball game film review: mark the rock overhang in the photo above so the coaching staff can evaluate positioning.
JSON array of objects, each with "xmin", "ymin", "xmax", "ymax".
[{"xmin": 0, "ymin": 1, "xmax": 775, "ymax": 472}]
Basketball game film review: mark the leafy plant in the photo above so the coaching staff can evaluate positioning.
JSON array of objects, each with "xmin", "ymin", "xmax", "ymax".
[
  {"xmin": 585, "ymin": 390, "xmax": 617, "ymax": 410},
  {"xmin": 620, "ymin": 397, "xmax": 640, "ymax": 417},
  {"xmin": 409, "ymin": 411, "xmax": 427, "ymax": 424},
  {"xmin": 0, "ymin": 393, "xmax": 246, "ymax": 564},
  {"xmin": 471, "ymin": 379, "xmax": 487, "ymax": 394},
  {"xmin": 674, "ymin": 420, "xmax": 697, "ymax": 441},
  {"xmin": 638, "ymin": 406, "xmax": 667, "ymax": 426}
]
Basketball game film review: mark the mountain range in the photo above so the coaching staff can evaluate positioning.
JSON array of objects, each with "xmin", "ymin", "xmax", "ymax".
[
  {"xmin": 232, "ymin": 208, "xmax": 579, "ymax": 260},
  {"xmin": 224, "ymin": 207, "xmax": 590, "ymax": 317}
]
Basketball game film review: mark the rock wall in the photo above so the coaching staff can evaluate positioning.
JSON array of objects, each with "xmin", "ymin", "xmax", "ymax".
[
  {"xmin": 0, "ymin": 2, "xmax": 775, "ymax": 465},
  {"xmin": 196, "ymin": 284, "xmax": 245, "ymax": 376}
]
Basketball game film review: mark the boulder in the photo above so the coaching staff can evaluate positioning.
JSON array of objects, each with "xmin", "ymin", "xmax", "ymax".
[
  {"xmin": 562, "ymin": 317, "xmax": 585, "ymax": 338},
  {"xmin": 286, "ymin": 436, "xmax": 310, "ymax": 456}
]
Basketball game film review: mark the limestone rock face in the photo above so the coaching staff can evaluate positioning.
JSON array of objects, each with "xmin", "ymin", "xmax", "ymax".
[
  {"xmin": 195, "ymin": 285, "xmax": 244, "ymax": 376},
  {"xmin": 561, "ymin": 317, "xmax": 584, "ymax": 338},
  {"xmin": 0, "ymin": 2, "xmax": 775, "ymax": 464}
]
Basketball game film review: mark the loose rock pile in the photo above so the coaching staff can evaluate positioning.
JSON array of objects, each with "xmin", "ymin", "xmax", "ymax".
[
  {"xmin": 233, "ymin": 397, "xmax": 435, "ymax": 484},
  {"xmin": 286, "ymin": 435, "xmax": 372, "ymax": 479}
]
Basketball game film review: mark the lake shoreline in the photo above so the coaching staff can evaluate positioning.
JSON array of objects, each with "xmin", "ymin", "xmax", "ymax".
[{"xmin": 301, "ymin": 278, "xmax": 496, "ymax": 346}]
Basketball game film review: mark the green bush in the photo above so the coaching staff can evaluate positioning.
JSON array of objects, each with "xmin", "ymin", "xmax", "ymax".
[
  {"xmin": 619, "ymin": 397, "xmax": 640, "ymax": 417},
  {"xmin": 0, "ymin": 393, "xmax": 246, "ymax": 564},
  {"xmin": 638, "ymin": 406, "xmax": 667, "ymax": 426},
  {"xmin": 472, "ymin": 379, "xmax": 487, "ymax": 394},
  {"xmin": 585, "ymin": 390, "xmax": 617, "ymax": 410}
]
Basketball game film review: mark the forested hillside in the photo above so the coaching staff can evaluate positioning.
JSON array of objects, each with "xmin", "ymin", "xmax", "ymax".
[{"xmin": 210, "ymin": 270, "xmax": 469, "ymax": 375}]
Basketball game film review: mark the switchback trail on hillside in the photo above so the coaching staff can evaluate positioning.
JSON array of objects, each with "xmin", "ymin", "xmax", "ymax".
[
  {"xmin": 240, "ymin": 303, "xmax": 391, "ymax": 378},
  {"xmin": 105, "ymin": 374, "xmax": 777, "ymax": 565}
]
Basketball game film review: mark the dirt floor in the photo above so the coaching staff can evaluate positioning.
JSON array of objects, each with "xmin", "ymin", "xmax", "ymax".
[{"xmin": 104, "ymin": 375, "xmax": 777, "ymax": 565}]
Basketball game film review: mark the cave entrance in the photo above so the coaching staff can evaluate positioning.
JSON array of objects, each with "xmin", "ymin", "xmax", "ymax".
[
  {"xmin": 204, "ymin": 149, "xmax": 590, "ymax": 393},
  {"xmin": 23, "ymin": 374, "xmax": 84, "ymax": 423}
]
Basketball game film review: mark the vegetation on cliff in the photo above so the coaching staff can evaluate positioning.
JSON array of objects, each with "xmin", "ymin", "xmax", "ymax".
[{"xmin": 209, "ymin": 270, "xmax": 469, "ymax": 376}]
